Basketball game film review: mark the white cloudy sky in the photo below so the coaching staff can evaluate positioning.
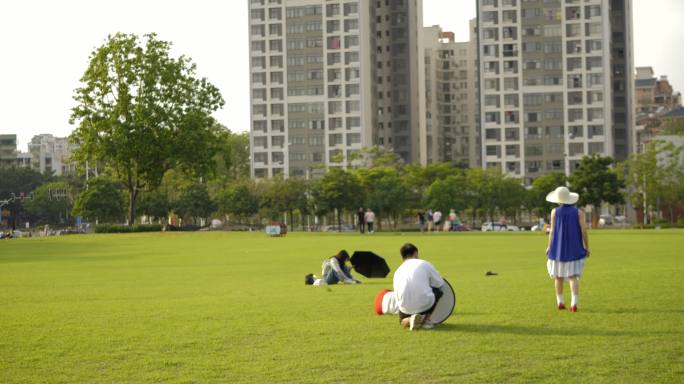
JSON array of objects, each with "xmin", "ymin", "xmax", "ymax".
[{"xmin": 1, "ymin": 0, "xmax": 682, "ymax": 150}]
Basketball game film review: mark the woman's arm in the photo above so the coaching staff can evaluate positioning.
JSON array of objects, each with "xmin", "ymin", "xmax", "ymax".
[
  {"xmin": 546, "ymin": 208, "xmax": 556, "ymax": 255},
  {"xmin": 579, "ymin": 209, "xmax": 590, "ymax": 256}
]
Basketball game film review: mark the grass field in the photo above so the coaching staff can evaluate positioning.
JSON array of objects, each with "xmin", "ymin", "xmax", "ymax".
[{"xmin": 0, "ymin": 230, "xmax": 682, "ymax": 383}]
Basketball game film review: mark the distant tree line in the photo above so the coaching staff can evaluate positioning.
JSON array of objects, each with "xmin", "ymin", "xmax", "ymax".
[{"xmin": 7, "ymin": 142, "xmax": 683, "ymax": 230}]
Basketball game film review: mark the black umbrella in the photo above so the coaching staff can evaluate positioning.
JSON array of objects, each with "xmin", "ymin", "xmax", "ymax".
[{"xmin": 351, "ymin": 251, "xmax": 390, "ymax": 278}]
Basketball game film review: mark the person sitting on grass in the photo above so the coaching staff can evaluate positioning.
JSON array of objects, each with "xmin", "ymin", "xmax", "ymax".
[
  {"xmin": 305, "ymin": 250, "xmax": 361, "ymax": 286},
  {"xmin": 393, "ymin": 243, "xmax": 445, "ymax": 330}
]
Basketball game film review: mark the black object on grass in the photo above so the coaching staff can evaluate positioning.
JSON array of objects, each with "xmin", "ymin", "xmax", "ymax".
[
  {"xmin": 350, "ymin": 251, "xmax": 390, "ymax": 278},
  {"xmin": 305, "ymin": 273, "xmax": 315, "ymax": 285},
  {"xmin": 485, "ymin": 271, "xmax": 498, "ymax": 276}
]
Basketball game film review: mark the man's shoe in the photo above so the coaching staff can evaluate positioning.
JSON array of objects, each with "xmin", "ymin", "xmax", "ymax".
[
  {"xmin": 409, "ymin": 314, "xmax": 425, "ymax": 331},
  {"xmin": 570, "ymin": 305, "xmax": 578, "ymax": 312},
  {"xmin": 305, "ymin": 273, "xmax": 315, "ymax": 285},
  {"xmin": 558, "ymin": 303, "xmax": 566, "ymax": 310}
]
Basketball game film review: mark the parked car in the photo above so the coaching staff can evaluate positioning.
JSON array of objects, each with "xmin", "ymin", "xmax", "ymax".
[
  {"xmin": 599, "ymin": 214, "xmax": 613, "ymax": 227},
  {"xmin": 481, "ymin": 222, "xmax": 520, "ymax": 232}
]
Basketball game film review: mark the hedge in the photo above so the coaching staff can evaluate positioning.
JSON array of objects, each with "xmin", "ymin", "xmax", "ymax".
[
  {"xmin": 631, "ymin": 223, "xmax": 684, "ymax": 230},
  {"xmin": 94, "ymin": 224, "xmax": 162, "ymax": 233}
]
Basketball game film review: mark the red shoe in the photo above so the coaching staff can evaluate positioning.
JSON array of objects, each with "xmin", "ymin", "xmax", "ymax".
[
  {"xmin": 570, "ymin": 305, "xmax": 578, "ymax": 312},
  {"xmin": 557, "ymin": 303, "xmax": 566, "ymax": 310}
]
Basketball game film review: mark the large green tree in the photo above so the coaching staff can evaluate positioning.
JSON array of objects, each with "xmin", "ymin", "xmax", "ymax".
[
  {"xmin": 425, "ymin": 174, "xmax": 469, "ymax": 216},
  {"xmin": 174, "ymin": 184, "xmax": 216, "ymax": 225},
  {"xmin": 23, "ymin": 182, "xmax": 74, "ymax": 226},
  {"xmin": 529, "ymin": 172, "xmax": 568, "ymax": 219},
  {"xmin": 311, "ymin": 168, "xmax": 362, "ymax": 230},
  {"xmin": 0, "ymin": 168, "xmax": 47, "ymax": 227},
  {"xmin": 569, "ymin": 154, "xmax": 624, "ymax": 227},
  {"xmin": 217, "ymin": 179, "xmax": 260, "ymax": 223},
  {"xmin": 356, "ymin": 167, "xmax": 408, "ymax": 230},
  {"xmin": 137, "ymin": 189, "xmax": 172, "ymax": 224},
  {"xmin": 69, "ymin": 33, "xmax": 225, "ymax": 225},
  {"xmin": 621, "ymin": 141, "xmax": 684, "ymax": 224},
  {"xmin": 214, "ymin": 129, "xmax": 250, "ymax": 181},
  {"xmin": 404, "ymin": 163, "xmax": 462, "ymax": 209},
  {"xmin": 492, "ymin": 175, "xmax": 527, "ymax": 222},
  {"xmin": 72, "ymin": 177, "xmax": 126, "ymax": 223}
]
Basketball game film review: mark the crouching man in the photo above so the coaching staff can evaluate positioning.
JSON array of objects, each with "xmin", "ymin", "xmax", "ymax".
[{"xmin": 393, "ymin": 243, "xmax": 444, "ymax": 330}]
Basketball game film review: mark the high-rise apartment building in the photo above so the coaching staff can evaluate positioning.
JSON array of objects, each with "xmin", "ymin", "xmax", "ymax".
[
  {"xmin": 248, "ymin": 0, "xmax": 424, "ymax": 178},
  {"xmin": 477, "ymin": 0, "xmax": 634, "ymax": 184},
  {"xmin": 0, "ymin": 134, "xmax": 17, "ymax": 168},
  {"xmin": 423, "ymin": 20, "xmax": 480, "ymax": 166},
  {"xmin": 28, "ymin": 134, "xmax": 77, "ymax": 176}
]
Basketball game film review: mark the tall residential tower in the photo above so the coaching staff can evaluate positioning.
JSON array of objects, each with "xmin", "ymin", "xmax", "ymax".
[
  {"xmin": 248, "ymin": 0, "xmax": 425, "ymax": 178},
  {"xmin": 423, "ymin": 20, "xmax": 480, "ymax": 166},
  {"xmin": 477, "ymin": 0, "xmax": 634, "ymax": 183}
]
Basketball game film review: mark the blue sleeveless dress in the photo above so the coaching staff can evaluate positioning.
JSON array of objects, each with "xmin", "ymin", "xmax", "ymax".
[{"xmin": 547, "ymin": 205, "xmax": 587, "ymax": 278}]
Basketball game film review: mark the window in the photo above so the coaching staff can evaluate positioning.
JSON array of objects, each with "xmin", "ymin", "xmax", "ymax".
[
  {"xmin": 588, "ymin": 142, "xmax": 604, "ymax": 155},
  {"xmin": 346, "ymin": 133, "xmax": 361, "ymax": 145}
]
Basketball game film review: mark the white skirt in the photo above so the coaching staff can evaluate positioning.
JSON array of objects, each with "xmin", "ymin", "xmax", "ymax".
[{"xmin": 547, "ymin": 258, "xmax": 586, "ymax": 279}]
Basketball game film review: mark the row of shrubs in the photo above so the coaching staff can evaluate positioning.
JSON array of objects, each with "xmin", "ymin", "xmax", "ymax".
[
  {"xmin": 94, "ymin": 224, "xmax": 162, "ymax": 233},
  {"xmin": 631, "ymin": 223, "xmax": 684, "ymax": 230}
]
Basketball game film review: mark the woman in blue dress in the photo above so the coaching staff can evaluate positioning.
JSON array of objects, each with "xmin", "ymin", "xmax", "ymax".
[{"xmin": 545, "ymin": 186, "xmax": 590, "ymax": 312}]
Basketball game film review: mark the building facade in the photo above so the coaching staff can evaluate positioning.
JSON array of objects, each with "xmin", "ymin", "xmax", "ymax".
[
  {"xmin": 27, "ymin": 134, "xmax": 77, "ymax": 176},
  {"xmin": 248, "ymin": 0, "xmax": 425, "ymax": 178},
  {"xmin": 423, "ymin": 20, "xmax": 480, "ymax": 166},
  {"xmin": 477, "ymin": 0, "xmax": 634, "ymax": 184},
  {"xmin": 0, "ymin": 134, "xmax": 17, "ymax": 168},
  {"xmin": 635, "ymin": 67, "xmax": 681, "ymax": 116}
]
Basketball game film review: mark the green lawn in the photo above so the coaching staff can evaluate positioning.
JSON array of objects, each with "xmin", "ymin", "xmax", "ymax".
[{"xmin": 0, "ymin": 230, "xmax": 682, "ymax": 383}]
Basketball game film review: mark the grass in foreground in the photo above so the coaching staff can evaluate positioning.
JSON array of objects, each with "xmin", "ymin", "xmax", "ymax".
[{"xmin": 0, "ymin": 230, "xmax": 682, "ymax": 383}]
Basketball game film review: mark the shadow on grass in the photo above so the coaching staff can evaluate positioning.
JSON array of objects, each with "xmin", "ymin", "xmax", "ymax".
[
  {"xmin": 357, "ymin": 281, "xmax": 392, "ymax": 285},
  {"xmin": 433, "ymin": 322, "xmax": 681, "ymax": 337}
]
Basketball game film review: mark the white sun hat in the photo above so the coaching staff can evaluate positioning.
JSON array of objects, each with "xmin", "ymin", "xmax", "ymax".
[{"xmin": 546, "ymin": 186, "xmax": 579, "ymax": 205}]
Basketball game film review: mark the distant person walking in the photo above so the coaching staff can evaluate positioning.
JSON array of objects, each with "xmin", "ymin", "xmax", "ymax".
[
  {"xmin": 545, "ymin": 186, "xmax": 589, "ymax": 312},
  {"xmin": 357, "ymin": 208, "xmax": 366, "ymax": 234},
  {"xmin": 418, "ymin": 211, "xmax": 426, "ymax": 232},
  {"xmin": 426, "ymin": 209, "xmax": 434, "ymax": 232},
  {"xmin": 499, "ymin": 215, "xmax": 508, "ymax": 230},
  {"xmin": 432, "ymin": 210, "xmax": 442, "ymax": 232},
  {"xmin": 365, "ymin": 208, "xmax": 375, "ymax": 234}
]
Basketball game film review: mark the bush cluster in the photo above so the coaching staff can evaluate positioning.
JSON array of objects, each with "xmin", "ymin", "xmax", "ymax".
[{"xmin": 631, "ymin": 223, "xmax": 684, "ymax": 230}]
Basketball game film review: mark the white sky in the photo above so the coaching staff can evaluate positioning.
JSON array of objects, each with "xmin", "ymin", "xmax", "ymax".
[{"xmin": 1, "ymin": 0, "xmax": 682, "ymax": 150}]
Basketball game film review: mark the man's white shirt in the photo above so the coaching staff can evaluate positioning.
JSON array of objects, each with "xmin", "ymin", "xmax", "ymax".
[{"xmin": 393, "ymin": 259, "xmax": 444, "ymax": 314}]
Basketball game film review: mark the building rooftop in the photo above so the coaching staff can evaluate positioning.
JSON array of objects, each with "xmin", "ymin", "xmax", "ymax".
[{"xmin": 635, "ymin": 78, "xmax": 657, "ymax": 88}]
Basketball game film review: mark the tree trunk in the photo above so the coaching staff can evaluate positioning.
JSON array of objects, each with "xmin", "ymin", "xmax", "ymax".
[
  {"xmin": 127, "ymin": 188, "xmax": 138, "ymax": 226},
  {"xmin": 591, "ymin": 212, "xmax": 599, "ymax": 229}
]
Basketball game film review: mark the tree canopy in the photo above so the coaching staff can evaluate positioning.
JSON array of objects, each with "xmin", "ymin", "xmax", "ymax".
[
  {"xmin": 72, "ymin": 177, "xmax": 126, "ymax": 223},
  {"xmin": 569, "ymin": 155, "xmax": 624, "ymax": 226},
  {"xmin": 69, "ymin": 33, "xmax": 225, "ymax": 225}
]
